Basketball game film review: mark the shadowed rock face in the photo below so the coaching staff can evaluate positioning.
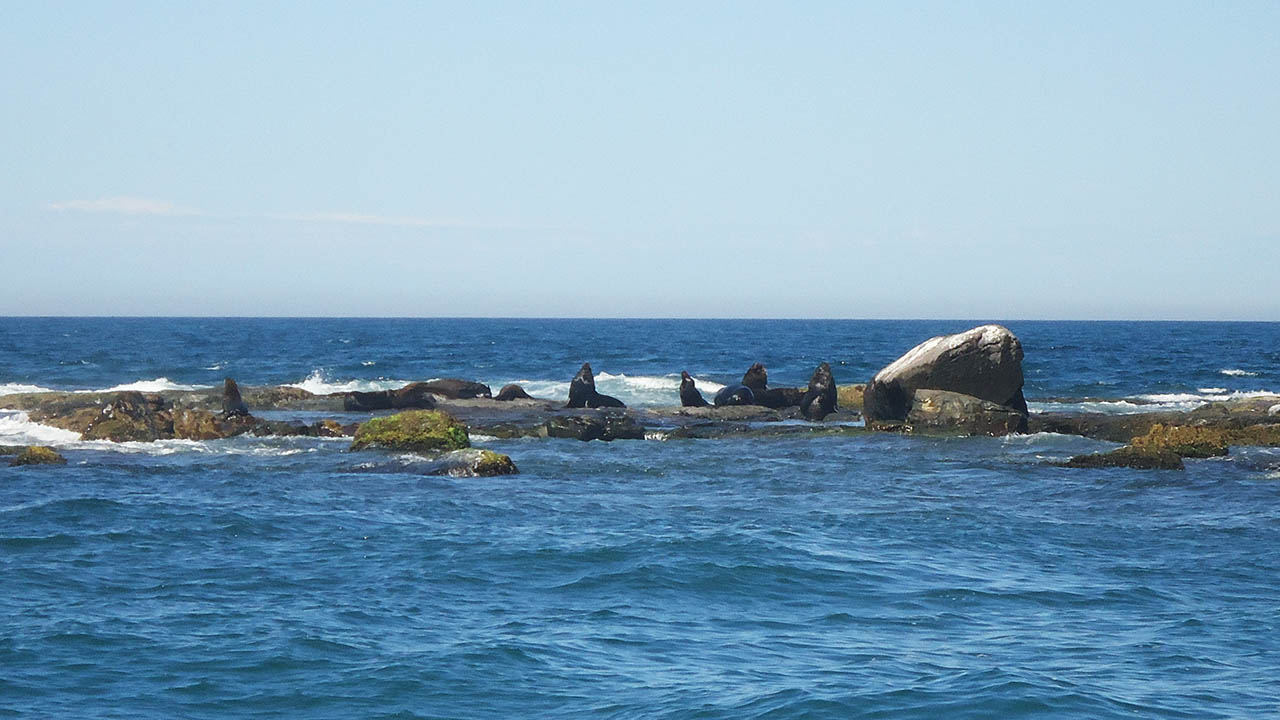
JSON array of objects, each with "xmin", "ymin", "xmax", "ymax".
[
  {"xmin": 800, "ymin": 362, "xmax": 837, "ymax": 421},
  {"xmin": 565, "ymin": 363, "xmax": 625, "ymax": 409},
  {"xmin": 679, "ymin": 371, "xmax": 709, "ymax": 407},
  {"xmin": 864, "ymin": 325, "xmax": 1028, "ymax": 434}
]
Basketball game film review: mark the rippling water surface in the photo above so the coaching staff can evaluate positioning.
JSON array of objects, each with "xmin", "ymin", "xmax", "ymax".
[{"xmin": 3, "ymin": 319, "xmax": 1279, "ymax": 718}]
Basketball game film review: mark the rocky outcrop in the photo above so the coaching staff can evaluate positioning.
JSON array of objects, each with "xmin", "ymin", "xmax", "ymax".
[
  {"xmin": 565, "ymin": 363, "xmax": 625, "ymax": 409},
  {"xmin": 546, "ymin": 412, "xmax": 644, "ymax": 441},
  {"xmin": 81, "ymin": 392, "xmax": 173, "ymax": 442},
  {"xmin": 800, "ymin": 362, "xmax": 837, "ymax": 421},
  {"xmin": 349, "ymin": 410, "xmax": 470, "ymax": 453},
  {"xmin": 495, "ymin": 384, "xmax": 533, "ymax": 401},
  {"xmin": 864, "ymin": 325, "xmax": 1028, "ymax": 434},
  {"xmin": 9, "ymin": 446, "xmax": 67, "ymax": 467},
  {"xmin": 1061, "ymin": 446, "xmax": 1184, "ymax": 470},
  {"xmin": 904, "ymin": 389, "xmax": 1027, "ymax": 436}
]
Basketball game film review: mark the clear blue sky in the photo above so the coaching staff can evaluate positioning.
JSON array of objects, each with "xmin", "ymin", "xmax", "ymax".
[{"xmin": 3, "ymin": 1, "xmax": 1277, "ymax": 318}]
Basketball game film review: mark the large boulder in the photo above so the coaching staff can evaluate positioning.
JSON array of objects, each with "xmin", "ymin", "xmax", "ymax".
[
  {"xmin": 864, "ymin": 325, "xmax": 1028, "ymax": 434},
  {"xmin": 350, "ymin": 410, "xmax": 470, "ymax": 453}
]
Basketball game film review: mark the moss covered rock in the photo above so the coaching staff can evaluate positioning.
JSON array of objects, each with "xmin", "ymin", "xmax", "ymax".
[
  {"xmin": 9, "ymin": 446, "xmax": 67, "ymax": 466},
  {"xmin": 836, "ymin": 384, "xmax": 865, "ymax": 412},
  {"xmin": 1061, "ymin": 446, "xmax": 1184, "ymax": 470},
  {"xmin": 431, "ymin": 449, "xmax": 518, "ymax": 477},
  {"xmin": 1130, "ymin": 424, "xmax": 1230, "ymax": 458},
  {"xmin": 350, "ymin": 410, "xmax": 470, "ymax": 452}
]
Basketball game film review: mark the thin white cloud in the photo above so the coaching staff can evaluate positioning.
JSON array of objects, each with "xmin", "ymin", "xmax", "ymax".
[
  {"xmin": 267, "ymin": 211, "xmax": 485, "ymax": 229},
  {"xmin": 47, "ymin": 196, "xmax": 202, "ymax": 216}
]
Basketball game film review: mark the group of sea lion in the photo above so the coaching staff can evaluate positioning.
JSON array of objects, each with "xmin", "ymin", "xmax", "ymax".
[
  {"xmin": 565, "ymin": 361, "xmax": 838, "ymax": 421},
  {"xmin": 679, "ymin": 362, "xmax": 838, "ymax": 421}
]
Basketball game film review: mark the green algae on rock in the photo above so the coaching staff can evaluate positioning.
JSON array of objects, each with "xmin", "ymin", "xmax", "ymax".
[
  {"xmin": 9, "ymin": 446, "xmax": 67, "ymax": 467},
  {"xmin": 1060, "ymin": 446, "xmax": 1184, "ymax": 471},
  {"xmin": 350, "ymin": 410, "xmax": 470, "ymax": 452}
]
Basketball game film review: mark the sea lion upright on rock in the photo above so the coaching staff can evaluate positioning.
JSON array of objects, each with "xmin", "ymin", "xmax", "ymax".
[
  {"xmin": 222, "ymin": 378, "xmax": 250, "ymax": 419},
  {"xmin": 565, "ymin": 363, "xmax": 626, "ymax": 409},
  {"xmin": 679, "ymin": 371, "xmax": 709, "ymax": 407},
  {"xmin": 800, "ymin": 362, "xmax": 838, "ymax": 421}
]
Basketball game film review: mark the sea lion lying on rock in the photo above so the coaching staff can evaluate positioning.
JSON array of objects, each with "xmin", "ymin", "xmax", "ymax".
[
  {"xmin": 714, "ymin": 384, "xmax": 755, "ymax": 407},
  {"xmin": 800, "ymin": 362, "xmax": 837, "ymax": 421},
  {"xmin": 495, "ymin": 384, "xmax": 534, "ymax": 401},
  {"xmin": 740, "ymin": 362, "xmax": 803, "ymax": 408},
  {"xmin": 414, "ymin": 379, "xmax": 492, "ymax": 400},
  {"xmin": 679, "ymin": 371, "xmax": 709, "ymax": 407},
  {"xmin": 565, "ymin": 363, "xmax": 626, "ymax": 409}
]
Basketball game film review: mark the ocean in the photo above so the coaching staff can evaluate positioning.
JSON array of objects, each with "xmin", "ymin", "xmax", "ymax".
[{"xmin": 2, "ymin": 318, "xmax": 1278, "ymax": 718}]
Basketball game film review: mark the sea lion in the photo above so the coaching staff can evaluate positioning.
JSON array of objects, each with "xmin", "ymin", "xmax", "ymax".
[
  {"xmin": 344, "ymin": 390, "xmax": 393, "ymax": 411},
  {"xmin": 740, "ymin": 362, "xmax": 801, "ymax": 408},
  {"xmin": 495, "ymin": 383, "xmax": 534, "ymax": 401},
  {"xmin": 713, "ymin": 384, "xmax": 755, "ymax": 407},
  {"xmin": 679, "ymin": 371, "xmax": 709, "ymax": 407},
  {"xmin": 800, "ymin": 362, "xmax": 838, "ymax": 421},
  {"xmin": 391, "ymin": 383, "xmax": 438, "ymax": 409},
  {"xmin": 414, "ymin": 378, "xmax": 492, "ymax": 399},
  {"xmin": 566, "ymin": 363, "xmax": 626, "ymax": 409},
  {"xmin": 222, "ymin": 378, "xmax": 250, "ymax": 419}
]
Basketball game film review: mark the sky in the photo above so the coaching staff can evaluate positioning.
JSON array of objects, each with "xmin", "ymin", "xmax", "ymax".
[{"xmin": 2, "ymin": 1, "xmax": 1277, "ymax": 319}]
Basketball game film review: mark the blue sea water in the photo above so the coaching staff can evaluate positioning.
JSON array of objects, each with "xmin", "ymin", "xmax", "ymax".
[{"xmin": 2, "ymin": 319, "xmax": 1279, "ymax": 719}]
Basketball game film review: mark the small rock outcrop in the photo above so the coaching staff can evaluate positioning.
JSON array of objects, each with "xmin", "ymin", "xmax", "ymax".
[
  {"xmin": 82, "ymin": 392, "xmax": 171, "ymax": 442},
  {"xmin": 495, "ymin": 384, "xmax": 534, "ymax": 401},
  {"xmin": 800, "ymin": 362, "xmax": 838, "ymax": 421},
  {"xmin": 349, "ymin": 410, "xmax": 471, "ymax": 453},
  {"xmin": 1061, "ymin": 446, "xmax": 1184, "ymax": 470},
  {"xmin": 679, "ymin": 371, "xmax": 709, "ymax": 407},
  {"xmin": 429, "ymin": 448, "xmax": 519, "ymax": 477},
  {"xmin": 546, "ymin": 413, "xmax": 644, "ymax": 441},
  {"xmin": 864, "ymin": 325, "xmax": 1028, "ymax": 434},
  {"xmin": 9, "ymin": 446, "xmax": 67, "ymax": 466},
  {"xmin": 565, "ymin": 363, "xmax": 625, "ymax": 409}
]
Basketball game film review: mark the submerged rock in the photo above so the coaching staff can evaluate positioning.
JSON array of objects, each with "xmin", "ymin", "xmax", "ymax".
[
  {"xmin": 1060, "ymin": 446, "xmax": 1184, "ymax": 470},
  {"xmin": 430, "ymin": 448, "xmax": 519, "ymax": 477},
  {"xmin": 864, "ymin": 325, "xmax": 1028, "ymax": 434},
  {"xmin": 9, "ymin": 446, "xmax": 67, "ymax": 466},
  {"xmin": 350, "ymin": 410, "xmax": 471, "ymax": 452}
]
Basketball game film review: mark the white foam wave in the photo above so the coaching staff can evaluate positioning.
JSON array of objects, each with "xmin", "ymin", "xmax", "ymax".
[
  {"xmin": 1133, "ymin": 390, "xmax": 1278, "ymax": 410},
  {"xmin": 0, "ymin": 382, "xmax": 57, "ymax": 395},
  {"xmin": 80, "ymin": 377, "xmax": 212, "ymax": 393},
  {"xmin": 1220, "ymin": 368, "xmax": 1259, "ymax": 377},
  {"xmin": 361, "ymin": 361, "xmax": 377, "ymax": 367},
  {"xmin": 1198, "ymin": 387, "xmax": 1227, "ymax": 394},
  {"xmin": 1029, "ymin": 400, "xmax": 1150, "ymax": 415},
  {"xmin": 0, "ymin": 411, "xmax": 82, "ymax": 446},
  {"xmin": 204, "ymin": 363, "xmax": 225, "ymax": 371},
  {"xmin": 502, "ymin": 372, "xmax": 727, "ymax": 407},
  {"xmin": 285, "ymin": 369, "xmax": 412, "ymax": 395}
]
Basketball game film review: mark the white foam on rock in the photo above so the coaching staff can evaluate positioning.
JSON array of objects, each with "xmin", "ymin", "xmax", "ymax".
[
  {"xmin": 0, "ymin": 383, "xmax": 57, "ymax": 395},
  {"xmin": 0, "ymin": 411, "xmax": 82, "ymax": 446}
]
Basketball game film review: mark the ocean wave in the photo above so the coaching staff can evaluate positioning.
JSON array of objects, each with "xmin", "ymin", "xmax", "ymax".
[
  {"xmin": 500, "ymin": 372, "xmax": 726, "ymax": 407},
  {"xmin": 1132, "ymin": 390, "xmax": 1278, "ymax": 409},
  {"xmin": 0, "ymin": 382, "xmax": 58, "ymax": 395},
  {"xmin": 285, "ymin": 369, "xmax": 413, "ymax": 395},
  {"xmin": 1220, "ymin": 368, "xmax": 1259, "ymax": 377},
  {"xmin": 0, "ymin": 411, "xmax": 82, "ymax": 446},
  {"xmin": 79, "ymin": 377, "xmax": 212, "ymax": 394}
]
